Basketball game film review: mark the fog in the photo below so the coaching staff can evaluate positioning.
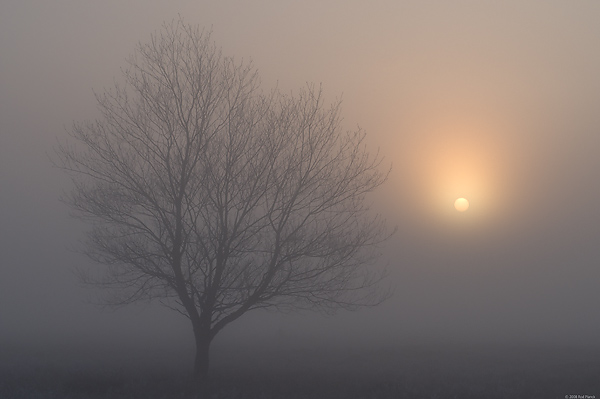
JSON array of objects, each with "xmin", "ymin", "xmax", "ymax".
[{"xmin": 2, "ymin": 0, "xmax": 600, "ymax": 378}]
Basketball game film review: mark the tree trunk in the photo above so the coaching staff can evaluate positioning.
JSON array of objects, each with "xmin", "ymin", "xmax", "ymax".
[
  {"xmin": 192, "ymin": 319, "xmax": 213, "ymax": 398},
  {"xmin": 194, "ymin": 332, "xmax": 211, "ymax": 381}
]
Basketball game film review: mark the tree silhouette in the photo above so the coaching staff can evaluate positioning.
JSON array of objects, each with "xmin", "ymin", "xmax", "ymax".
[{"xmin": 57, "ymin": 19, "xmax": 391, "ymax": 382}]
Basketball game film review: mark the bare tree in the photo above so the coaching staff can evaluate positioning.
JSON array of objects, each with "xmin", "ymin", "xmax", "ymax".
[{"xmin": 57, "ymin": 20, "xmax": 390, "ymax": 382}]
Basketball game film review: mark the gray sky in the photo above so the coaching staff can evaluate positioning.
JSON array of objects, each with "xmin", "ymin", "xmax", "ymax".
[{"xmin": 2, "ymin": 0, "xmax": 600, "ymax": 366}]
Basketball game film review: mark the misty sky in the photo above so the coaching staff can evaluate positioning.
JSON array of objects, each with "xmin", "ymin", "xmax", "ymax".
[{"xmin": 2, "ymin": 1, "xmax": 600, "ymax": 364}]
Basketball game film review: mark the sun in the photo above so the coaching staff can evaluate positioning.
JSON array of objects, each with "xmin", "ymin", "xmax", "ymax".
[{"xmin": 454, "ymin": 197, "xmax": 469, "ymax": 212}]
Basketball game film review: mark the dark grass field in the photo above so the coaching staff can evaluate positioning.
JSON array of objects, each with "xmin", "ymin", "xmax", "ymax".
[{"xmin": 1, "ymin": 343, "xmax": 599, "ymax": 398}]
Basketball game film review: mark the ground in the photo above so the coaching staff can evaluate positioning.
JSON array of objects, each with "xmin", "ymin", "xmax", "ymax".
[{"xmin": 1, "ymin": 343, "xmax": 599, "ymax": 398}]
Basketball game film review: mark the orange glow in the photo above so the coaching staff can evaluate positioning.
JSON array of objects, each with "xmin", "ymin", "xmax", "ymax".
[{"xmin": 386, "ymin": 113, "xmax": 514, "ymax": 226}]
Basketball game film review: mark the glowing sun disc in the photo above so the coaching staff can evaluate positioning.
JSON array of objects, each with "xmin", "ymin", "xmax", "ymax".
[{"xmin": 454, "ymin": 197, "xmax": 469, "ymax": 212}]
